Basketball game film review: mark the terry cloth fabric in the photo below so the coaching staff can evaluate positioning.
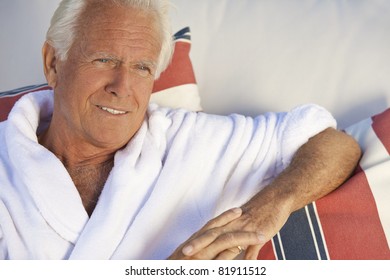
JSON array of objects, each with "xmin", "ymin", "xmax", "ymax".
[{"xmin": 0, "ymin": 90, "xmax": 336, "ymax": 259}]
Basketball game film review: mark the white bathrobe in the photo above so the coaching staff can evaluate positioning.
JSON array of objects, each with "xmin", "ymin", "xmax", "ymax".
[{"xmin": 0, "ymin": 90, "xmax": 336, "ymax": 259}]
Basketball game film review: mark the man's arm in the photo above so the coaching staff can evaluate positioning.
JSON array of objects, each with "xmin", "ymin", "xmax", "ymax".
[{"xmin": 170, "ymin": 128, "xmax": 361, "ymax": 259}]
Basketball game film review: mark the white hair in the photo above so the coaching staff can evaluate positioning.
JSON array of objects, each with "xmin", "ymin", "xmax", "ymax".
[{"xmin": 46, "ymin": 0, "xmax": 174, "ymax": 78}]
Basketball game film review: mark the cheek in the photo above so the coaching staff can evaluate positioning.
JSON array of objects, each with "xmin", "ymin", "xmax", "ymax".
[
  {"xmin": 73, "ymin": 69, "xmax": 106, "ymax": 93},
  {"xmin": 57, "ymin": 59, "xmax": 103, "ymax": 91},
  {"xmin": 54, "ymin": 74, "xmax": 97, "ymax": 120},
  {"xmin": 133, "ymin": 79, "xmax": 154, "ymax": 105}
]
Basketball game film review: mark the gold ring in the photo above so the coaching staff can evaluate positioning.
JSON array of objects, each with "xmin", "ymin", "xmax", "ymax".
[{"xmin": 228, "ymin": 246, "xmax": 244, "ymax": 254}]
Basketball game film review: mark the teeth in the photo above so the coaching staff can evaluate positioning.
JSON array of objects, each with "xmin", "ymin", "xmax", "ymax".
[{"xmin": 99, "ymin": 106, "xmax": 127, "ymax": 115}]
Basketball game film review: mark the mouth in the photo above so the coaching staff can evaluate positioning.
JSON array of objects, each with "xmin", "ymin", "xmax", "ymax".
[{"xmin": 97, "ymin": 105, "xmax": 128, "ymax": 115}]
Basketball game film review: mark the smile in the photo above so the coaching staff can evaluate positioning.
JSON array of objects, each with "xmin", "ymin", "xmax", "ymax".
[{"xmin": 98, "ymin": 106, "xmax": 128, "ymax": 115}]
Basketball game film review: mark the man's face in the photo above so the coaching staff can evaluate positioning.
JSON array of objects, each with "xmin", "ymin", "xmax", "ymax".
[{"xmin": 50, "ymin": 4, "xmax": 161, "ymax": 149}]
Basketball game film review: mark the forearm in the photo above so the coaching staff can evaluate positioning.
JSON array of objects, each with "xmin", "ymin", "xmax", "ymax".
[{"xmin": 243, "ymin": 127, "xmax": 361, "ymax": 215}]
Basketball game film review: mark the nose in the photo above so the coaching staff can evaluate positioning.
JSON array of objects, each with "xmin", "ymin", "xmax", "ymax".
[{"xmin": 105, "ymin": 66, "xmax": 133, "ymax": 98}]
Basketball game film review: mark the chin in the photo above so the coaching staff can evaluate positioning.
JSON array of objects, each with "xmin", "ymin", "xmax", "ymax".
[
  {"xmin": 85, "ymin": 121, "xmax": 141, "ymax": 149},
  {"xmin": 86, "ymin": 132, "xmax": 131, "ymax": 150}
]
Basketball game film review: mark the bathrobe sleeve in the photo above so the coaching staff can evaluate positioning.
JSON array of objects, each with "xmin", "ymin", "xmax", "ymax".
[{"xmin": 147, "ymin": 103, "xmax": 337, "ymax": 219}]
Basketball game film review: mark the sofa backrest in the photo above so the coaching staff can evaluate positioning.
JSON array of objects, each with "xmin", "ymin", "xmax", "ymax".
[{"xmin": 1, "ymin": 0, "xmax": 389, "ymax": 128}]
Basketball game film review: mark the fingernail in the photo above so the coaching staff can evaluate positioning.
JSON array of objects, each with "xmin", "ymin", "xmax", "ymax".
[
  {"xmin": 232, "ymin": 207, "xmax": 242, "ymax": 215},
  {"xmin": 182, "ymin": 245, "xmax": 193, "ymax": 256}
]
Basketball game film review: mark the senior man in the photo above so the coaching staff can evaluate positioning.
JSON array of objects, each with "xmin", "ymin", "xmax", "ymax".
[{"xmin": 0, "ymin": 0, "xmax": 360, "ymax": 260}]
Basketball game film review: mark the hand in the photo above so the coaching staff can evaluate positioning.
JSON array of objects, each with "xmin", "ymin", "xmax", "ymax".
[
  {"xmin": 224, "ymin": 185, "xmax": 293, "ymax": 259},
  {"xmin": 180, "ymin": 184, "xmax": 295, "ymax": 260},
  {"xmin": 168, "ymin": 208, "xmax": 265, "ymax": 260},
  {"xmin": 190, "ymin": 187, "xmax": 291, "ymax": 260}
]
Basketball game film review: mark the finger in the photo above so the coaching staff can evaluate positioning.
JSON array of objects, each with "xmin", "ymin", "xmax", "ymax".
[
  {"xmin": 192, "ymin": 231, "xmax": 262, "ymax": 260},
  {"xmin": 243, "ymin": 244, "xmax": 262, "ymax": 260},
  {"xmin": 203, "ymin": 208, "xmax": 242, "ymax": 230},
  {"xmin": 182, "ymin": 226, "xmax": 224, "ymax": 256},
  {"xmin": 243, "ymin": 234, "xmax": 267, "ymax": 260},
  {"xmin": 215, "ymin": 246, "xmax": 245, "ymax": 260},
  {"xmin": 182, "ymin": 208, "xmax": 242, "ymax": 256}
]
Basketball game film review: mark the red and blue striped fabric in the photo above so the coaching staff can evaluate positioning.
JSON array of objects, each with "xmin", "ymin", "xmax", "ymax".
[
  {"xmin": 152, "ymin": 27, "xmax": 195, "ymax": 92},
  {"xmin": 0, "ymin": 84, "xmax": 51, "ymax": 121},
  {"xmin": 258, "ymin": 109, "xmax": 390, "ymax": 260}
]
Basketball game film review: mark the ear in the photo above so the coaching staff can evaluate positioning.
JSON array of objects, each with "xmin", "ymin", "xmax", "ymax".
[{"xmin": 42, "ymin": 41, "xmax": 58, "ymax": 88}]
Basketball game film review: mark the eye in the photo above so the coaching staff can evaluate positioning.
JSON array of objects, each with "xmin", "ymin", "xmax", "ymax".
[
  {"xmin": 92, "ymin": 57, "xmax": 117, "ymax": 68},
  {"xmin": 138, "ymin": 64, "xmax": 151, "ymax": 73},
  {"xmin": 134, "ymin": 64, "xmax": 153, "ymax": 77},
  {"xmin": 94, "ymin": 58, "xmax": 110, "ymax": 64}
]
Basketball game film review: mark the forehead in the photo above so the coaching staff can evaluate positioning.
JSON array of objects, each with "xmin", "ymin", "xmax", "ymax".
[{"xmin": 76, "ymin": 3, "xmax": 162, "ymax": 57}]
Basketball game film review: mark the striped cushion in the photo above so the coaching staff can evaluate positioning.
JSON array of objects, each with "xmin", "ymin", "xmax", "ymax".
[
  {"xmin": 0, "ymin": 27, "xmax": 201, "ymax": 122},
  {"xmin": 258, "ymin": 108, "xmax": 390, "ymax": 260},
  {"xmin": 0, "ymin": 84, "xmax": 52, "ymax": 121},
  {"xmin": 151, "ymin": 27, "xmax": 201, "ymax": 111}
]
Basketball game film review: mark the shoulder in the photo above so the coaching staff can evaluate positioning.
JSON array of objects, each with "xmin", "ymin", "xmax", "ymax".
[
  {"xmin": 283, "ymin": 104, "xmax": 336, "ymax": 126},
  {"xmin": 147, "ymin": 104, "xmax": 257, "ymax": 134}
]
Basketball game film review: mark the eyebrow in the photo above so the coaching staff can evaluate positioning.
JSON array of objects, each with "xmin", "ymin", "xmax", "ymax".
[
  {"xmin": 92, "ymin": 52, "xmax": 120, "ymax": 61},
  {"xmin": 137, "ymin": 60, "xmax": 157, "ymax": 68},
  {"xmin": 92, "ymin": 52, "xmax": 157, "ymax": 68}
]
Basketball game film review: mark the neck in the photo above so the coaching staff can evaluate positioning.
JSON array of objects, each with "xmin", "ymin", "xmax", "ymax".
[
  {"xmin": 38, "ymin": 125, "xmax": 118, "ymax": 168},
  {"xmin": 38, "ymin": 124, "xmax": 119, "ymax": 216}
]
